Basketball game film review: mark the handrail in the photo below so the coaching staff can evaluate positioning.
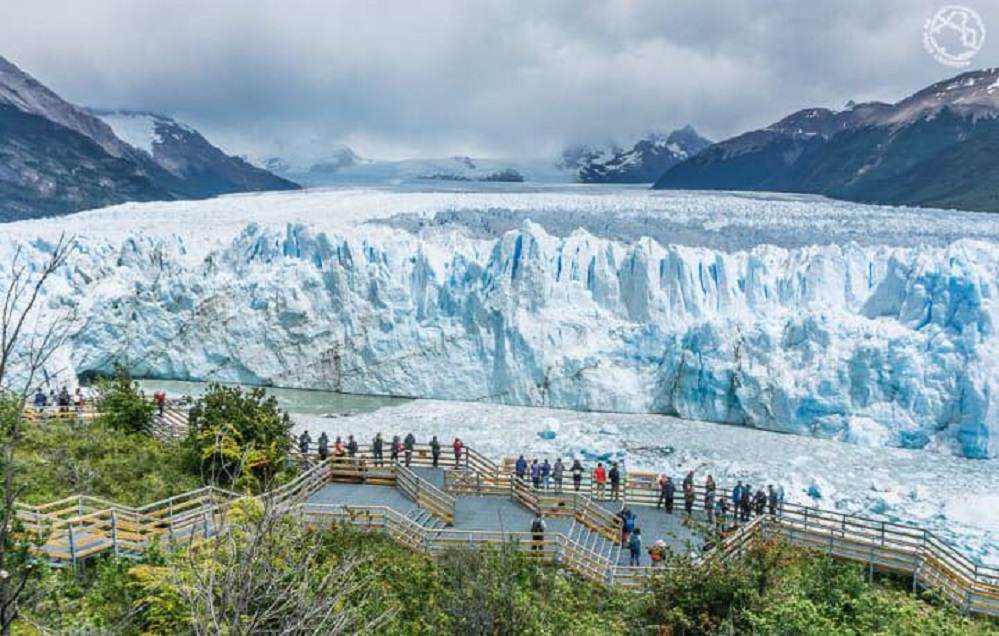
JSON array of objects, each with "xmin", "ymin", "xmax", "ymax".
[
  {"xmin": 12, "ymin": 439, "xmax": 999, "ymax": 617},
  {"xmin": 395, "ymin": 463, "xmax": 456, "ymax": 526}
]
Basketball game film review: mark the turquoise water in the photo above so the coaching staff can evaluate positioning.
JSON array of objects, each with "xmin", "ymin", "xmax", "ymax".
[{"xmin": 134, "ymin": 379, "xmax": 410, "ymax": 416}]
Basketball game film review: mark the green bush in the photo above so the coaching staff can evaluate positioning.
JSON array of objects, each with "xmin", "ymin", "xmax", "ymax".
[
  {"xmin": 95, "ymin": 363, "xmax": 155, "ymax": 436},
  {"xmin": 14, "ymin": 420, "xmax": 199, "ymax": 506},
  {"xmin": 186, "ymin": 384, "xmax": 293, "ymax": 491}
]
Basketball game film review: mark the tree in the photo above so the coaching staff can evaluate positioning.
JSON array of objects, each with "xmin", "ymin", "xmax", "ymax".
[
  {"xmin": 95, "ymin": 362, "xmax": 155, "ymax": 435},
  {"xmin": 186, "ymin": 384, "xmax": 293, "ymax": 490},
  {"xmin": 133, "ymin": 499, "xmax": 392, "ymax": 634},
  {"xmin": 0, "ymin": 236, "xmax": 73, "ymax": 636}
]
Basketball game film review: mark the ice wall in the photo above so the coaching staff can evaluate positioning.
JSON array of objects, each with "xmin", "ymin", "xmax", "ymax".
[{"xmin": 9, "ymin": 219, "xmax": 999, "ymax": 458}]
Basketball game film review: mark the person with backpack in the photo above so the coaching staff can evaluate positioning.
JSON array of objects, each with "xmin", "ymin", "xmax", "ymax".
[
  {"xmin": 430, "ymin": 435, "xmax": 441, "ymax": 468},
  {"xmin": 403, "ymin": 432, "xmax": 416, "ymax": 467},
  {"xmin": 618, "ymin": 506, "xmax": 637, "ymax": 545},
  {"xmin": 648, "ymin": 539, "xmax": 667, "ymax": 566},
  {"xmin": 298, "ymin": 430, "xmax": 312, "ymax": 456},
  {"xmin": 740, "ymin": 485, "xmax": 753, "ymax": 522},
  {"xmin": 661, "ymin": 476, "xmax": 676, "ymax": 513},
  {"xmin": 593, "ymin": 463, "xmax": 607, "ymax": 499},
  {"xmin": 530, "ymin": 514, "xmax": 546, "ymax": 552},
  {"xmin": 452, "ymin": 438, "xmax": 464, "ymax": 469},
  {"xmin": 609, "ymin": 462, "xmax": 621, "ymax": 501},
  {"xmin": 628, "ymin": 528, "xmax": 643, "ymax": 566},
  {"xmin": 571, "ymin": 459, "xmax": 583, "ymax": 491},
  {"xmin": 372, "ymin": 433, "xmax": 384, "ymax": 466},
  {"xmin": 705, "ymin": 475, "xmax": 716, "ymax": 523},
  {"xmin": 552, "ymin": 458, "xmax": 564, "ymax": 492},
  {"xmin": 515, "ymin": 455, "xmax": 528, "ymax": 481},
  {"xmin": 732, "ymin": 481, "xmax": 744, "ymax": 510},
  {"xmin": 530, "ymin": 459, "xmax": 541, "ymax": 489},
  {"xmin": 754, "ymin": 488, "xmax": 767, "ymax": 516},
  {"xmin": 541, "ymin": 459, "xmax": 551, "ymax": 490},
  {"xmin": 346, "ymin": 435, "xmax": 358, "ymax": 458},
  {"xmin": 317, "ymin": 432, "xmax": 329, "ymax": 461}
]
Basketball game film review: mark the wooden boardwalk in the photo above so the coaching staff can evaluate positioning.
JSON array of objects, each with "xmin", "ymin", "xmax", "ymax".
[{"xmin": 12, "ymin": 435, "xmax": 999, "ymax": 618}]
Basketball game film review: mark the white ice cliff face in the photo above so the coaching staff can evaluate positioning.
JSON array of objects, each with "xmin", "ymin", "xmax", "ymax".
[{"xmin": 12, "ymin": 214, "xmax": 998, "ymax": 459}]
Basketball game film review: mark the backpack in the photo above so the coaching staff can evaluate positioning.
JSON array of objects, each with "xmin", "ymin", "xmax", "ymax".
[{"xmin": 531, "ymin": 519, "xmax": 545, "ymax": 533}]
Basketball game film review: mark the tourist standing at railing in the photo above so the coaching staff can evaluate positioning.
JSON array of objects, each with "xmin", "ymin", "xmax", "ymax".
[
  {"xmin": 452, "ymin": 438, "xmax": 463, "ymax": 469},
  {"xmin": 515, "ymin": 455, "xmax": 528, "ymax": 481},
  {"xmin": 777, "ymin": 484, "xmax": 785, "ymax": 513},
  {"xmin": 74, "ymin": 387, "xmax": 86, "ymax": 411},
  {"xmin": 347, "ymin": 435, "xmax": 358, "ymax": 458},
  {"xmin": 530, "ymin": 513, "xmax": 546, "ymax": 552},
  {"xmin": 318, "ymin": 432, "xmax": 329, "ymax": 461},
  {"xmin": 767, "ymin": 485, "xmax": 778, "ymax": 516},
  {"xmin": 658, "ymin": 476, "xmax": 675, "ymax": 513},
  {"xmin": 609, "ymin": 462, "xmax": 621, "ymax": 501},
  {"xmin": 153, "ymin": 390, "xmax": 167, "ymax": 416},
  {"xmin": 739, "ymin": 485, "xmax": 752, "ymax": 522},
  {"xmin": 404, "ymin": 432, "xmax": 416, "ymax": 467},
  {"xmin": 57, "ymin": 386, "xmax": 71, "ymax": 412},
  {"xmin": 553, "ymin": 458, "xmax": 564, "ymax": 492},
  {"xmin": 732, "ymin": 481, "xmax": 744, "ymax": 511},
  {"xmin": 683, "ymin": 478, "xmax": 695, "ymax": 516},
  {"xmin": 373, "ymin": 433, "xmax": 384, "ymax": 465},
  {"xmin": 430, "ymin": 435, "xmax": 441, "ymax": 468},
  {"xmin": 754, "ymin": 488, "xmax": 767, "ymax": 516},
  {"xmin": 298, "ymin": 430, "xmax": 312, "ymax": 455},
  {"xmin": 628, "ymin": 527, "xmax": 642, "ymax": 566},
  {"xmin": 571, "ymin": 459, "xmax": 583, "ymax": 492},
  {"xmin": 530, "ymin": 459, "xmax": 541, "ymax": 489},
  {"xmin": 390, "ymin": 436, "xmax": 402, "ymax": 464},
  {"xmin": 593, "ymin": 463, "xmax": 607, "ymax": 499},
  {"xmin": 541, "ymin": 459, "xmax": 551, "ymax": 489},
  {"xmin": 333, "ymin": 436, "xmax": 347, "ymax": 459},
  {"xmin": 715, "ymin": 497, "xmax": 728, "ymax": 528},
  {"xmin": 33, "ymin": 388, "xmax": 46, "ymax": 411},
  {"xmin": 705, "ymin": 476, "xmax": 716, "ymax": 524}
]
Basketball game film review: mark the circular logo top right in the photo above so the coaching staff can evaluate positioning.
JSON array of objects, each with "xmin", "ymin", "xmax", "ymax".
[{"xmin": 924, "ymin": 5, "xmax": 987, "ymax": 67}]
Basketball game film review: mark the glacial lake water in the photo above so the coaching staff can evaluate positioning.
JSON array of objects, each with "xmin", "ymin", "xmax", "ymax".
[{"xmin": 134, "ymin": 379, "xmax": 410, "ymax": 417}]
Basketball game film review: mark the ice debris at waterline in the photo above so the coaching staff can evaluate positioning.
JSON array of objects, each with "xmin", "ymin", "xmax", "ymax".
[{"xmin": 2, "ymin": 188, "xmax": 998, "ymax": 459}]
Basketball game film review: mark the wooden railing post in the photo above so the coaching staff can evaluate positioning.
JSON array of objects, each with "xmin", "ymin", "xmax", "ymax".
[
  {"xmin": 111, "ymin": 509, "xmax": 120, "ymax": 558},
  {"xmin": 67, "ymin": 523, "xmax": 77, "ymax": 568}
]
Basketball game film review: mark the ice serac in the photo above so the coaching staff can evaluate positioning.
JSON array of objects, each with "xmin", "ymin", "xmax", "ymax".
[{"xmin": 12, "ymin": 218, "xmax": 999, "ymax": 459}]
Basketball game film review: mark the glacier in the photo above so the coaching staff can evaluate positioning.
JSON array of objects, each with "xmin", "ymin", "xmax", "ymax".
[{"xmin": 2, "ymin": 187, "xmax": 999, "ymax": 459}]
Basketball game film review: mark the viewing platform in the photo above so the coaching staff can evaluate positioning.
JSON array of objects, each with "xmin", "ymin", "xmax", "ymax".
[{"xmin": 11, "ymin": 436, "xmax": 999, "ymax": 618}]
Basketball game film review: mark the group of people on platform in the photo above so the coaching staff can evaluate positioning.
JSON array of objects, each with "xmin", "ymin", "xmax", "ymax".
[
  {"xmin": 513, "ymin": 455, "xmax": 589, "ymax": 493},
  {"xmin": 656, "ymin": 470, "xmax": 784, "ymax": 523},
  {"xmin": 32, "ymin": 386, "xmax": 85, "ymax": 412},
  {"xmin": 296, "ymin": 431, "xmax": 465, "ymax": 469}
]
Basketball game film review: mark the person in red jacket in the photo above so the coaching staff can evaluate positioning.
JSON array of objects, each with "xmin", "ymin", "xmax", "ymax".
[
  {"xmin": 593, "ymin": 463, "xmax": 607, "ymax": 500},
  {"xmin": 452, "ymin": 438, "xmax": 464, "ymax": 469}
]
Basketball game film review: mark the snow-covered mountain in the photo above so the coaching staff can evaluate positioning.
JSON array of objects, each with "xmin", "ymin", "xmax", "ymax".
[
  {"xmin": 4, "ymin": 188, "xmax": 998, "ymax": 460},
  {"xmin": 0, "ymin": 55, "xmax": 297, "ymax": 220},
  {"xmin": 656, "ymin": 69, "xmax": 999, "ymax": 212},
  {"xmin": 92, "ymin": 109, "xmax": 299, "ymax": 198},
  {"xmin": 271, "ymin": 150, "xmax": 563, "ymax": 185},
  {"xmin": 571, "ymin": 127, "xmax": 712, "ymax": 183}
]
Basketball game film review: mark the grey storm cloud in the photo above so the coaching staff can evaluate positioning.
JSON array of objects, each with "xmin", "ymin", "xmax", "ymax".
[{"xmin": 2, "ymin": 0, "xmax": 997, "ymax": 160}]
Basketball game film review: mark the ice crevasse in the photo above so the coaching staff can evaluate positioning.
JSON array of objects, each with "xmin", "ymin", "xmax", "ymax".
[{"xmin": 15, "ymin": 218, "xmax": 999, "ymax": 459}]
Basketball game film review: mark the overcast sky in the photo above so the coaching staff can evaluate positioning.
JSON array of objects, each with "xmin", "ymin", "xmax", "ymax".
[{"xmin": 2, "ymin": 0, "xmax": 996, "ymax": 161}]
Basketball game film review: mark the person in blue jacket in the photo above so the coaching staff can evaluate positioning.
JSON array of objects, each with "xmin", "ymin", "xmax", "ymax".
[
  {"xmin": 515, "ymin": 455, "xmax": 528, "ymax": 481},
  {"xmin": 530, "ymin": 459, "xmax": 541, "ymax": 489}
]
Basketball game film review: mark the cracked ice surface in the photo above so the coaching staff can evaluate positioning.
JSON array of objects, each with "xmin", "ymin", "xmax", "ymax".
[{"xmin": 1, "ymin": 187, "xmax": 998, "ymax": 461}]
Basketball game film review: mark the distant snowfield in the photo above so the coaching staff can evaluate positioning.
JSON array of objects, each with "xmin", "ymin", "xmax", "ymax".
[{"xmin": 296, "ymin": 398, "xmax": 999, "ymax": 566}]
